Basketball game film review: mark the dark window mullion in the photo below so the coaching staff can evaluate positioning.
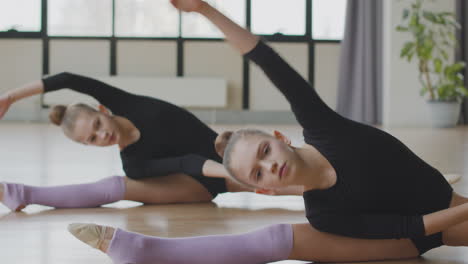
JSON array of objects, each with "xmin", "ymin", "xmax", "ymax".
[
  {"xmin": 110, "ymin": 0, "xmax": 117, "ymax": 75},
  {"xmin": 41, "ymin": 0, "xmax": 49, "ymax": 108},
  {"xmin": 42, "ymin": 0, "xmax": 49, "ymax": 75},
  {"xmin": 307, "ymin": 0, "xmax": 314, "ymax": 84},
  {"xmin": 242, "ymin": 0, "xmax": 252, "ymax": 110},
  {"xmin": 177, "ymin": 10, "xmax": 183, "ymax": 77},
  {"xmin": 0, "ymin": 32, "xmax": 42, "ymax": 38}
]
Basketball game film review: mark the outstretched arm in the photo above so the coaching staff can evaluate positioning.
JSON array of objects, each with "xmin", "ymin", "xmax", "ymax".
[
  {"xmin": 309, "ymin": 202, "xmax": 468, "ymax": 240},
  {"xmin": 171, "ymin": 0, "xmax": 340, "ymax": 131},
  {"xmin": 423, "ymin": 202, "xmax": 468, "ymax": 236},
  {"xmin": 0, "ymin": 80, "xmax": 44, "ymax": 119},
  {"xmin": 42, "ymin": 72, "xmax": 132, "ymax": 113},
  {"xmin": 0, "ymin": 72, "xmax": 134, "ymax": 119},
  {"xmin": 170, "ymin": 0, "xmax": 259, "ymax": 55},
  {"xmin": 123, "ymin": 154, "xmax": 231, "ymax": 180}
]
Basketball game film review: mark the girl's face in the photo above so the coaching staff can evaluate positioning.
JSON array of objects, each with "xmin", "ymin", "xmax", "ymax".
[
  {"xmin": 229, "ymin": 132, "xmax": 301, "ymax": 189},
  {"xmin": 68, "ymin": 109, "xmax": 121, "ymax": 147}
]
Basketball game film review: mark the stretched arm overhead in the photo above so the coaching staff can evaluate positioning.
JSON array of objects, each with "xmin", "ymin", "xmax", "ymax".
[
  {"xmin": 42, "ymin": 72, "xmax": 133, "ymax": 113},
  {"xmin": 0, "ymin": 80, "xmax": 43, "ymax": 119},
  {"xmin": 171, "ymin": 0, "xmax": 340, "ymax": 131},
  {"xmin": 170, "ymin": 0, "xmax": 259, "ymax": 55},
  {"xmin": 0, "ymin": 72, "xmax": 133, "ymax": 119}
]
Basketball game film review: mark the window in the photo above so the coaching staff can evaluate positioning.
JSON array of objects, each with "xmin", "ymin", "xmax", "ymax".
[
  {"xmin": 251, "ymin": 0, "xmax": 305, "ymax": 35},
  {"xmin": 182, "ymin": 0, "xmax": 245, "ymax": 38},
  {"xmin": 115, "ymin": 0, "xmax": 178, "ymax": 37},
  {"xmin": 312, "ymin": 0, "xmax": 347, "ymax": 40},
  {"xmin": 48, "ymin": 0, "xmax": 112, "ymax": 36},
  {"xmin": 0, "ymin": 0, "xmax": 41, "ymax": 32}
]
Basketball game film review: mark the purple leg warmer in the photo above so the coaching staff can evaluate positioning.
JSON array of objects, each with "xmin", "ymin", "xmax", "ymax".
[
  {"xmin": 107, "ymin": 223, "xmax": 293, "ymax": 264},
  {"xmin": 1, "ymin": 176, "xmax": 125, "ymax": 210}
]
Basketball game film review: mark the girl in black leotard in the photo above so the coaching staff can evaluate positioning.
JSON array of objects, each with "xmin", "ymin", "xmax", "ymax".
[
  {"xmin": 210, "ymin": 3, "xmax": 468, "ymax": 257},
  {"xmin": 64, "ymin": 1, "xmax": 468, "ymax": 263},
  {"xmin": 42, "ymin": 72, "xmax": 228, "ymax": 197},
  {"xmin": 0, "ymin": 73, "xmax": 304, "ymax": 212}
]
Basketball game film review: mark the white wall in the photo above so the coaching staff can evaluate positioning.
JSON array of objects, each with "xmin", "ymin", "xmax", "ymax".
[
  {"xmin": 184, "ymin": 41, "xmax": 243, "ymax": 109},
  {"xmin": 118, "ymin": 40, "xmax": 177, "ymax": 77},
  {"xmin": 49, "ymin": 40, "xmax": 110, "ymax": 75},
  {"xmin": 382, "ymin": 0, "xmax": 456, "ymax": 127},
  {"xmin": 315, "ymin": 44, "xmax": 341, "ymax": 110},
  {"xmin": 249, "ymin": 42, "xmax": 308, "ymax": 110},
  {"xmin": 0, "ymin": 39, "xmax": 42, "ymax": 121}
]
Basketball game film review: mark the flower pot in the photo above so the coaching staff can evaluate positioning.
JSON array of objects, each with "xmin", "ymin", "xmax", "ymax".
[{"xmin": 426, "ymin": 100, "xmax": 461, "ymax": 128}]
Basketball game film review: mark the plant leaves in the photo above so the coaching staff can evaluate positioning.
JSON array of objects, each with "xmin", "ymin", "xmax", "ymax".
[
  {"xmin": 423, "ymin": 11, "xmax": 440, "ymax": 24},
  {"xmin": 396, "ymin": 25, "xmax": 409, "ymax": 32},
  {"xmin": 400, "ymin": 42, "xmax": 415, "ymax": 58},
  {"xmin": 433, "ymin": 58, "xmax": 442, "ymax": 73}
]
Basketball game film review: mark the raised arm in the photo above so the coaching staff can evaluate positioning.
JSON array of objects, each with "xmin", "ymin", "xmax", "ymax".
[
  {"xmin": 171, "ymin": 0, "xmax": 340, "ymax": 131},
  {"xmin": 170, "ymin": 0, "xmax": 259, "ymax": 55},
  {"xmin": 0, "ymin": 72, "xmax": 132, "ymax": 119},
  {"xmin": 122, "ymin": 154, "xmax": 228, "ymax": 180},
  {"xmin": 0, "ymin": 80, "xmax": 44, "ymax": 119},
  {"xmin": 42, "ymin": 72, "xmax": 132, "ymax": 112},
  {"xmin": 309, "ymin": 202, "xmax": 468, "ymax": 239}
]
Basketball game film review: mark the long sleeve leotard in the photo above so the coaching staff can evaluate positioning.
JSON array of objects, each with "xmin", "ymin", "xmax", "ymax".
[
  {"xmin": 42, "ymin": 72, "xmax": 227, "ymax": 196},
  {"xmin": 245, "ymin": 41, "xmax": 453, "ymax": 254}
]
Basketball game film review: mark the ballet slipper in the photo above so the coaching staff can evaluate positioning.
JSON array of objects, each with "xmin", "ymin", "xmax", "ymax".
[{"xmin": 68, "ymin": 223, "xmax": 109, "ymax": 250}]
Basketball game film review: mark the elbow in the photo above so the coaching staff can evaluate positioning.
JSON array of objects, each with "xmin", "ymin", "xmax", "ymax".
[{"xmin": 56, "ymin": 71, "xmax": 78, "ymax": 80}]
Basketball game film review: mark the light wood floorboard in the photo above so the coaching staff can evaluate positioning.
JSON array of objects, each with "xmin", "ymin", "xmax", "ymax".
[{"xmin": 0, "ymin": 122, "xmax": 467, "ymax": 264}]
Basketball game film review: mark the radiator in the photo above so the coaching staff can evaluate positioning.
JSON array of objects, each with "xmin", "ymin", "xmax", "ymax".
[{"xmin": 42, "ymin": 76, "xmax": 227, "ymax": 108}]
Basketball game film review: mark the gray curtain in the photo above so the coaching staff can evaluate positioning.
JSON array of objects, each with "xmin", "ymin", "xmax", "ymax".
[
  {"xmin": 456, "ymin": 0, "xmax": 467, "ymax": 124},
  {"xmin": 336, "ymin": 0, "xmax": 383, "ymax": 125}
]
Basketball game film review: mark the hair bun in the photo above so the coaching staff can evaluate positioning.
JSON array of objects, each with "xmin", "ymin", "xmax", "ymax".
[
  {"xmin": 215, "ymin": 131, "xmax": 233, "ymax": 158},
  {"xmin": 49, "ymin": 105, "xmax": 67, "ymax": 126}
]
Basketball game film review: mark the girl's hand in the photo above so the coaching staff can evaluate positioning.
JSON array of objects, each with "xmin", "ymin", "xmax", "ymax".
[
  {"xmin": 170, "ymin": 0, "xmax": 205, "ymax": 13},
  {"xmin": 0, "ymin": 94, "xmax": 13, "ymax": 119}
]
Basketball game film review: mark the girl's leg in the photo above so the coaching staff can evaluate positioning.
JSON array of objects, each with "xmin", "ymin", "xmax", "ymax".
[
  {"xmin": 0, "ymin": 173, "xmax": 215, "ymax": 212},
  {"xmin": 290, "ymin": 223, "xmax": 419, "ymax": 262},
  {"xmin": 68, "ymin": 222, "xmax": 419, "ymax": 264},
  {"xmin": 443, "ymin": 192, "xmax": 468, "ymax": 246},
  {"xmin": 1, "ymin": 176, "xmax": 126, "ymax": 211},
  {"xmin": 69, "ymin": 222, "xmax": 293, "ymax": 264},
  {"xmin": 122, "ymin": 173, "xmax": 213, "ymax": 204}
]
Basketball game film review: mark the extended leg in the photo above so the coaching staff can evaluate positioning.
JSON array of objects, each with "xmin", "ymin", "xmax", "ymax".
[
  {"xmin": 69, "ymin": 222, "xmax": 293, "ymax": 264},
  {"xmin": 1, "ymin": 176, "xmax": 125, "ymax": 211}
]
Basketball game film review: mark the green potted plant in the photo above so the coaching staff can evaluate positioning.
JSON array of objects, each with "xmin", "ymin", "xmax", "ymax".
[{"xmin": 396, "ymin": 0, "xmax": 467, "ymax": 127}]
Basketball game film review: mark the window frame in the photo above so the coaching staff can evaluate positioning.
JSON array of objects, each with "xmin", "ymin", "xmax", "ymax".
[{"xmin": 0, "ymin": 0, "xmax": 343, "ymax": 110}]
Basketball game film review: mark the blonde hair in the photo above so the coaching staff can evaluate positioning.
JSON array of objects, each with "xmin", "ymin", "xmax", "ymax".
[
  {"xmin": 215, "ymin": 129, "xmax": 272, "ymax": 188},
  {"xmin": 49, "ymin": 103, "xmax": 97, "ymax": 135}
]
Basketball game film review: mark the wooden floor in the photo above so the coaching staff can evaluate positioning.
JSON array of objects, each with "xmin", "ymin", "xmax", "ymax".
[{"xmin": 0, "ymin": 122, "xmax": 467, "ymax": 264}]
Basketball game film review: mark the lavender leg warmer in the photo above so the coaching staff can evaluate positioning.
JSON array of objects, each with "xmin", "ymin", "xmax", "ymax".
[
  {"xmin": 107, "ymin": 223, "xmax": 293, "ymax": 264},
  {"xmin": 2, "ymin": 176, "xmax": 125, "ymax": 210}
]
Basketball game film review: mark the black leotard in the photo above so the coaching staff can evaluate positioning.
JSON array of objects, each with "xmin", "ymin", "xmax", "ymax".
[
  {"xmin": 42, "ymin": 72, "xmax": 227, "ymax": 197},
  {"xmin": 245, "ymin": 41, "xmax": 453, "ymax": 254}
]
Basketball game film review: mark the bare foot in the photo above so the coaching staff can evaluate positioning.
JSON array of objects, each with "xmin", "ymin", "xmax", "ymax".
[{"xmin": 68, "ymin": 223, "xmax": 115, "ymax": 253}]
